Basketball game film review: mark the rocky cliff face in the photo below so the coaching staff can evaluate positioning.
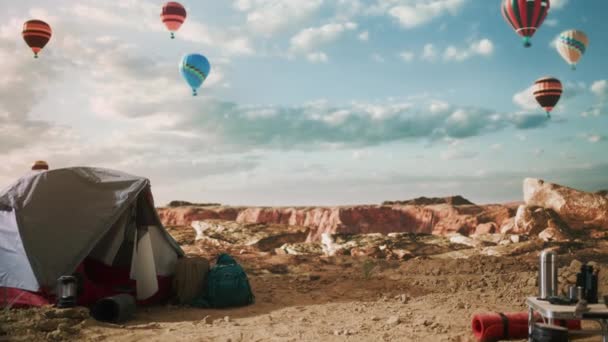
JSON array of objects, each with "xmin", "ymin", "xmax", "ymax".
[
  {"xmin": 157, "ymin": 197, "xmax": 518, "ymax": 242},
  {"xmin": 157, "ymin": 206, "xmax": 242, "ymax": 226},
  {"xmin": 524, "ymin": 178, "xmax": 608, "ymax": 230},
  {"xmin": 158, "ymin": 180, "xmax": 606, "ymax": 244}
]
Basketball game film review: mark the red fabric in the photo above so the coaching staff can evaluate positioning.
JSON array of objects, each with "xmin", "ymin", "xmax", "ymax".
[
  {"xmin": 80, "ymin": 258, "xmax": 172, "ymax": 306},
  {"xmin": 472, "ymin": 312, "xmax": 581, "ymax": 341},
  {"xmin": 0, "ymin": 287, "xmax": 50, "ymax": 308},
  {"xmin": 1, "ymin": 258, "xmax": 173, "ymax": 308}
]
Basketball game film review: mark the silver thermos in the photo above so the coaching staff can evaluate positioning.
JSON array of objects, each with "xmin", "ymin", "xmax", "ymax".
[{"xmin": 539, "ymin": 250, "xmax": 558, "ymax": 299}]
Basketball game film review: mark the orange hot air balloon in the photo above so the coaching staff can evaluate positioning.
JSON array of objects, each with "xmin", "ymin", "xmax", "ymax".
[
  {"xmin": 533, "ymin": 77, "xmax": 562, "ymax": 118},
  {"xmin": 22, "ymin": 19, "xmax": 52, "ymax": 58},
  {"xmin": 161, "ymin": 2, "xmax": 187, "ymax": 39}
]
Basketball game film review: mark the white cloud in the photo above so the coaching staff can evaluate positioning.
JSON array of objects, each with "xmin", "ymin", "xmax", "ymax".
[
  {"xmin": 443, "ymin": 38, "xmax": 493, "ymax": 62},
  {"xmin": 307, "ymin": 52, "xmax": 329, "ymax": 63},
  {"xmin": 513, "ymin": 85, "xmax": 538, "ymax": 111},
  {"xmin": 399, "ymin": 50, "xmax": 415, "ymax": 62},
  {"xmin": 591, "ymin": 80, "xmax": 607, "ymax": 97},
  {"xmin": 358, "ymin": 30, "xmax": 369, "ymax": 41},
  {"xmin": 421, "ymin": 44, "xmax": 437, "ymax": 61},
  {"xmin": 235, "ymin": 0, "xmax": 324, "ymax": 36},
  {"xmin": 387, "ymin": 0, "xmax": 467, "ymax": 29},
  {"xmin": 429, "ymin": 101, "xmax": 450, "ymax": 114},
  {"xmin": 290, "ymin": 22, "xmax": 358, "ymax": 53},
  {"xmin": 544, "ymin": 19, "xmax": 559, "ymax": 27},
  {"xmin": 551, "ymin": 0, "xmax": 569, "ymax": 10}
]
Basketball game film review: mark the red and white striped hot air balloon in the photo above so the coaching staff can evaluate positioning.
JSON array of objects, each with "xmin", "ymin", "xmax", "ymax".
[
  {"xmin": 22, "ymin": 19, "xmax": 52, "ymax": 58},
  {"xmin": 161, "ymin": 2, "xmax": 187, "ymax": 39}
]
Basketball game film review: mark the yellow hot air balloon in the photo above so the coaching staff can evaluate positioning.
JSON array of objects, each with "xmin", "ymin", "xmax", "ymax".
[{"xmin": 556, "ymin": 29, "xmax": 589, "ymax": 70}]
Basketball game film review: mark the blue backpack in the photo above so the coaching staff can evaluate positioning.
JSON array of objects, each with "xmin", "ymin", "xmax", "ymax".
[{"xmin": 191, "ymin": 254, "xmax": 254, "ymax": 308}]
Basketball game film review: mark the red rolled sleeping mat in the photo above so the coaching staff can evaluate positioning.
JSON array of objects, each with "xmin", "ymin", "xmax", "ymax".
[{"xmin": 471, "ymin": 312, "xmax": 581, "ymax": 342}]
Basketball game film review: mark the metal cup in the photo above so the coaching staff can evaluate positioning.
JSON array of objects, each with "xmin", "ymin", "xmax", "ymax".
[{"xmin": 569, "ymin": 285, "xmax": 578, "ymax": 301}]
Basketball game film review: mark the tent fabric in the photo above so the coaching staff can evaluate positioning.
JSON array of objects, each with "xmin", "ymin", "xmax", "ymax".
[
  {"xmin": 0, "ymin": 209, "xmax": 38, "ymax": 291},
  {"xmin": 0, "ymin": 166, "xmax": 184, "ymax": 307}
]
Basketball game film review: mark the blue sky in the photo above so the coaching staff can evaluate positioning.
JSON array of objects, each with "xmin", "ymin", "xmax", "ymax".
[{"xmin": 0, "ymin": 0, "xmax": 606, "ymax": 206}]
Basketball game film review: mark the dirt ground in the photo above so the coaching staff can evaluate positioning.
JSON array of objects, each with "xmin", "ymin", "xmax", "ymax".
[{"xmin": 2, "ymin": 227, "xmax": 608, "ymax": 342}]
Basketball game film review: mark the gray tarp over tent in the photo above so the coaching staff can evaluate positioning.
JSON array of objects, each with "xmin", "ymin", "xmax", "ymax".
[{"xmin": 0, "ymin": 167, "xmax": 184, "ymax": 294}]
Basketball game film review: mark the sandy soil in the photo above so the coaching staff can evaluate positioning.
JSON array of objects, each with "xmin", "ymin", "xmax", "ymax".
[{"xmin": 2, "ymin": 227, "xmax": 608, "ymax": 342}]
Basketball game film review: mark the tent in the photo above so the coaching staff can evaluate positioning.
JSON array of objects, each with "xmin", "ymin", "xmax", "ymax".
[{"xmin": 0, "ymin": 167, "xmax": 185, "ymax": 308}]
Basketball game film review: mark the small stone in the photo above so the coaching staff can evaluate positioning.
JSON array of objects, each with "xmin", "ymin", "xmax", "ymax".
[
  {"xmin": 308, "ymin": 274, "xmax": 321, "ymax": 281},
  {"xmin": 510, "ymin": 235, "xmax": 521, "ymax": 243},
  {"xmin": 46, "ymin": 330, "xmax": 69, "ymax": 341},
  {"xmin": 456, "ymin": 302, "xmax": 465, "ymax": 309},
  {"xmin": 569, "ymin": 260, "xmax": 583, "ymax": 272},
  {"xmin": 333, "ymin": 330, "xmax": 342, "ymax": 336},
  {"xmin": 202, "ymin": 315, "xmax": 211, "ymax": 325},
  {"xmin": 567, "ymin": 275, "xmax": 578, "ymax": 283},
  {"xmin": 386, "ymin": 316, "xmax": 401, "ymax": 327},
  {"xmin": 371, "ymin": 316, "xmax": 381, "ymax": 321},
  {"xmin": 224, "ymin": 316, "xmax": 230, "ymax": 323}
]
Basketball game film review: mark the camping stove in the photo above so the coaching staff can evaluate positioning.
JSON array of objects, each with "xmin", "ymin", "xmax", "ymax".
[{"xmin": 56, "ymin": 276, "xmax": 77, "ymax": 308}]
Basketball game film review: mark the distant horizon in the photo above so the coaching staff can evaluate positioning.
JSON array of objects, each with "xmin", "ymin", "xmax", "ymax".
[{"xmin": 1, "ymin": 1, "xmax": 606, "ymax": 207}]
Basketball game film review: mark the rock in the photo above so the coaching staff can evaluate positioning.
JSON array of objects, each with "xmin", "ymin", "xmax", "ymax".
[
  {"xmin": 500, "ymin": 217, "xmax": 517, "ymax": 234},
  {"xmin": 276, "ymin": 242, "xmax": 324, "ymax": 256},
  {"xmin": 390, "ymin": 249, "xmax": 415, "ymax": 260},
  {"xmin": 514, "ymin": 205, "xmax": 551, "ymax": 235},
  {"xmin": 449, "ymin": 234, "xmax": 483, "ymax": 248},
  {"xmin": 570, "ymin": 260, "xmax": 583, "ymax": 272},
  {"xmin": 322, "ymin": 232, "xmax": 473, "ymax": 259},
  {"xmin": 158, "ymin": 206, "xmax": 242, "ymax": 227},
  {"xmin": 475, "ymin": 222, "xmax": 498, "ymax": 234},
  {"xmin": 510, "ymin": 235, "xmax": 521, "ymax": 243},
  {"xmin": 538, "ymin": 227, "xmax": 569, "ymax": 242},
  {"xmin": 166, "ymin": 201, "xmax": 222, "ymax": 208},
  {"xmin": 159, "ymin": 198, "xmax": 518, "ymax": 242},
  {"xmin": 524, "ymin": 178, "xmax": 608, "ymax": 230},
  {"xmin": 46, "ymin": 330, "xmax": 70, "ymax": 341},
  {"xmin": 372, "ymin": 316, "xmax": 381, "ymax": 321},
  {"xmin": 35, "ymin": 319, "xmax": 65, "ymax": 332},
  {"xmin": 383, "ymin": 196, "xmax": 475, "ymax": 206},
  {"xmin": 42, "ymin": 307, "xmax": 89, "ymax": 320},
  {"xmin": 224, "ymin": 316, "xmax": 230, "ymax": 323},
  {"xmin": 386, "ymin": 316, "xmax": 401, "ymax": 327},
  {"xmin": 191, "ymin": 220, "xmax": 308, "ymax": 251}
]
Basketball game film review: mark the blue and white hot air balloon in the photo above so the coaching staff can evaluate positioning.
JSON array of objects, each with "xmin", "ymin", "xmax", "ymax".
[{"xmin": 179, "ymin": 53, "xmax": 210, "ymax": 96}]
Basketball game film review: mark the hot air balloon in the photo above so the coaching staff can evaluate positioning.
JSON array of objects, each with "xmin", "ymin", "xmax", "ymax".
[
  {"xmin": 533, "ymin": 77, "xmax": 562, "ymax": 118},
  {"xmin": 179, "ymin": 54, "xmax": 210, "ymax": 96},
  {"xmin": 22, "ymin": 19, "xmax": 52, "ymax": 58},
  {"xmin": 161, "ymin": 2, "xmax": 187, "ymax": 39},
  {"xmin": 501, "ymin": 0, "xmax": 550, "ymax": 48},
  {"xmin": 556, "ymin": 29, "xmax": 589, "ymax": 70}
]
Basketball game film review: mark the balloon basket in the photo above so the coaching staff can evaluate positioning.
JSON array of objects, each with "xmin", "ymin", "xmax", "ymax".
[
  {"xmin": 171, "ymin": 32, "xmax": 175, "ymax": 39},
  {"xmin": 523, "ymin": 37, "xmax": 531, "ymax": 48},
  {"xmin": 34, "ymin": 54, "xmax": 38, "ymax": 59}
]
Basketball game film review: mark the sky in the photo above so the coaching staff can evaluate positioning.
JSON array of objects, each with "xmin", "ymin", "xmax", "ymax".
[{"xmin": 0, "ymin": 0, "xmax": 607, "ymax": 206}]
